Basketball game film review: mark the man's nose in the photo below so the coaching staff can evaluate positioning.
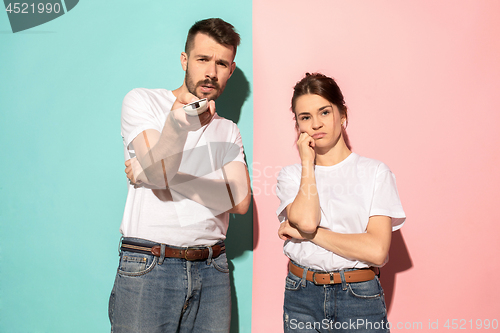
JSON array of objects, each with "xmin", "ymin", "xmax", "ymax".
[{"xmin": 205, "ymin": 61, "xmax": 217, "ymax": 80}]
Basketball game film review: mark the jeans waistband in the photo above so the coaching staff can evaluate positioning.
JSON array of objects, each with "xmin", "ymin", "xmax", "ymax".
[
  {"xmin": 119, "ymin": 237, "xmax": 225, "ymax": 261},
  {"xmin": 121, "ymin": 237, "xmax": 224, "ymax": 249}
]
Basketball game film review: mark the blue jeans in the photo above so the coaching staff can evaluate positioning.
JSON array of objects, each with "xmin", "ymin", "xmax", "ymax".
[
  {"xmin": 108, "ymin": 238, "xmax": 231, "ymax": 333},
  {"xmin": 284, "ymin": 262, "xmax": 389, "ymax": 333}
]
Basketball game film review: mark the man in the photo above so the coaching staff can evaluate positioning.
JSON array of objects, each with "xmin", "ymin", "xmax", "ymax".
[{"xmin": 109, "ymin": 18, "xmax": 251, "ymax": 333}]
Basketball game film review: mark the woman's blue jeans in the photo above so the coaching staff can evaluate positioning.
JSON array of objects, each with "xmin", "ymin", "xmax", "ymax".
[
  {"xmin": 284, "ymin": 263, "xmax": 389, "ymax": 333},
  {"xmin": 108, "ymin": 238, "xmax": 231, "ymax": 333}
]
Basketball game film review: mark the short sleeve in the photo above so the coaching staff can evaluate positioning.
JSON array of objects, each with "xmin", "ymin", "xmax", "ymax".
[
  {"xmin": 209, "ymin": 123, "xmax": 246, "ymax": 170},
  {"xmin": 121, "ymin": 89, "xmax": 163, "ymax": 148},
  {"xmin": 224, "ymin": 126, "xmax": 246, "ymax": 166},
  {"xmin": 370, "ymin": 169, "xmax": 406, "ymax": 231},
  {"xmin": 275, "ymin": 166, "xmax": 301, "ymax": 223}
]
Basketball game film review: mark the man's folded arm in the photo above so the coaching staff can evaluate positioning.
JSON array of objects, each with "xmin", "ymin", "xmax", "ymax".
[{"xmin": 168, "ymin": 161, "xmax": 251, "ymax": 215}]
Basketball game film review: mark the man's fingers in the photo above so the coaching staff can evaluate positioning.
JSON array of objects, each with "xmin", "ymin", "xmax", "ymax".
[
  {"xmin": 208, "ymin": 100, "xmax": 216, "ymax": 115},
  {"xmin": 127, "ymin": 170, "xmax": 135, "ymax": 182}
]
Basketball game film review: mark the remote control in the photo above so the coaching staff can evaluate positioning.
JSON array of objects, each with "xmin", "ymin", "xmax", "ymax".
[{"xmin": 183, "ymin": 98, "xmax": 208, "ymax": 116}]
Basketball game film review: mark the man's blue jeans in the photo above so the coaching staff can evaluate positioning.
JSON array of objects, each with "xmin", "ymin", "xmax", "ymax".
[
  {"xmin": 284, "ymin": 262, "xmax": 389, "ymax": 333},
  {"xmin": 108, "ymin": 238, "xmax": 231, "ymax": 333}
]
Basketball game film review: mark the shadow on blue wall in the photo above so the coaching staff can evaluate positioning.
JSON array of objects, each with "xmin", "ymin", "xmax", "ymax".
[{"xmin": 217, "ymin": 66, "xmax": 253, "ymax": 332}]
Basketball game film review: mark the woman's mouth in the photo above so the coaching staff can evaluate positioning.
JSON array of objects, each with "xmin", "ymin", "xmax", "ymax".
[{"xmin": 312, "ymin": 132, "xmax": 326, "ymax": 139}]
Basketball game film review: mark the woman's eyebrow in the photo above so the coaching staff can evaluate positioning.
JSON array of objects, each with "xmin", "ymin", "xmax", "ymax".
[{"xmin": 318, "ymin": 105, "xmax": 332, "ymax": 111}]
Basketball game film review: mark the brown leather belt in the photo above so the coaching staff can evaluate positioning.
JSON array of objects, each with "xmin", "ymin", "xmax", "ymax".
[
  {"xmin": 121, "ymin": 241, "xmax": 225, "ymax": 261},
  {"xmin": 289, "ymin": 261, "xmax": 377, "ymax": 285}
]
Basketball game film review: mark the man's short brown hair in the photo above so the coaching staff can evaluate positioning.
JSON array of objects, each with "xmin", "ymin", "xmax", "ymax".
[{"xmin": 185, "ymin": 18, "xmax": 240, "ymax": 57}]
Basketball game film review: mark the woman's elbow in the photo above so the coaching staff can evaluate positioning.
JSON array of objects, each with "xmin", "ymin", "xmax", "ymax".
[
  {"xmin": 289, "ymin": 218, "xmax": 318, "ymax": 234},
  {"xmin": 369, "ymin": 247, "xmax": 390, "ymax": 266},
  {"xmin": 302, "ymin": 222, "xmax": 320, "ymax": 234}
]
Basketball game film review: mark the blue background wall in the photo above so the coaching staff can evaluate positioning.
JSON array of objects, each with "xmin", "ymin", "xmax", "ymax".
[{"xmin": 0, "ymin": 1, "xmax": 253, "ymax": 332}]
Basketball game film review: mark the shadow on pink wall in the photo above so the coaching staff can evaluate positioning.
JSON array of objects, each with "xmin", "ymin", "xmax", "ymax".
[{"xmin": 380, "ymin": 230, "xmax": 412, "ymax": 314}]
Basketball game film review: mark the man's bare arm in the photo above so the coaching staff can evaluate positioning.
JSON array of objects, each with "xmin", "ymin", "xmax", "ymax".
[
  {"xmin": 168, "ymin": 161, "xmax": 251, "ymax": 215},
  {"xmin": 130, "ymin": 97, "xmax": 216, "ymax": 187}
]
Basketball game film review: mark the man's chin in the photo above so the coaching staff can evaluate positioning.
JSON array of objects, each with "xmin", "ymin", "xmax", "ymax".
[{"xmin": 197, "ymin": 91, "xmax": 219, "ymax": 101}]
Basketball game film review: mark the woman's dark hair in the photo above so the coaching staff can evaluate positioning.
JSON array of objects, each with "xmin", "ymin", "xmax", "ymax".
[
  {"xmin": 185, "ymin": 18, "xmax": 240, "ymax": 57},
  {"xmin": 291, "ymin": 72, "xmax": 351, "ymax": 149}
]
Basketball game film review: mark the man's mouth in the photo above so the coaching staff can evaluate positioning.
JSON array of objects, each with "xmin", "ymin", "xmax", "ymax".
[
  {"xmin": 200, "ymin": 85, "xmax": 216, "ymax": 93},
  {"xmin": 198, "ymin": 80, "xmax": 219, "ymax": 94}
]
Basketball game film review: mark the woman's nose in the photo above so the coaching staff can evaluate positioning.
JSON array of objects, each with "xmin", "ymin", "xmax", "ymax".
[{"xmin": 312, "ymin": 117, "xmax": 322, "ymax": 129}]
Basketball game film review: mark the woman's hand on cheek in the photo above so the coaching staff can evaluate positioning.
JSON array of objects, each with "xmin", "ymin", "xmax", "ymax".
[{"xmin": 297, "ymin": 132, "xmax": 315, "ymax": 164}]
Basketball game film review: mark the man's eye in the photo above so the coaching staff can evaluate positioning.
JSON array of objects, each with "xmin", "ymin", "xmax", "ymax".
[{"xmin": 217, "ymin": 62, "xmax": 228, "ymax": 68}]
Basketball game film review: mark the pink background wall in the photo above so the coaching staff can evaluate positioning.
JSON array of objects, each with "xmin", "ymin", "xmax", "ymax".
[{"xmin": 252, "ymin": 1, "xmax": 500, "ymax": 331}]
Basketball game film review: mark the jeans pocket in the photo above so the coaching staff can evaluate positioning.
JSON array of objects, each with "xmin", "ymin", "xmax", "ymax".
[
  {"xmin": 347, "ymin": 277, "xmax": 383, "ymax": 299},
  {"xmin": 284, "ymin": 272, "xmax": 302, "ymax": 291},
  {"xmin": 118, "ymin": 252, "xmax": 157, "ymax": 277},
  {"xmin": 212, "ymin": 253, "xmax": 230, "ymax": 273}
]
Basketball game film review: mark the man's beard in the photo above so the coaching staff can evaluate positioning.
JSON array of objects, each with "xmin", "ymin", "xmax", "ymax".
[{"xmin": 185, "ymin": 67, "xmax": 222, "ymax": 101}]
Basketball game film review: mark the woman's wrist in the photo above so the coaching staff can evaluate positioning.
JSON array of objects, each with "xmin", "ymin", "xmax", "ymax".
[{"xmin": 301, "ymin": 159, "xmax": 315, "ymax": 168}]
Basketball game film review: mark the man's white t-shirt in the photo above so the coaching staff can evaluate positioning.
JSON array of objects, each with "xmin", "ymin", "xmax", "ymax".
[
  {"xmin": 276, "ymin": 153, "xmax": 406, "ymax": 271},
  {"xmin": 120, "ymin": 88, "xmax": 246, "ymax": 246}
]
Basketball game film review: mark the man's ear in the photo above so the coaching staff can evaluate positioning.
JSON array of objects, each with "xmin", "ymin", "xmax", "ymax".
[
  {"xmin": 181, "ymin": 52, "xmax": 188, "ymax": 71},
  {"xmin": 229, "ymin": 62, "xmax": 236, "ymax": 78}
]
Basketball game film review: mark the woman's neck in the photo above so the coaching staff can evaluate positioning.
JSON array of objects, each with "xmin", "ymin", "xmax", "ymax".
[{"xmin": 314, "ymin": 138, "xmax": 351, "ymax": 166}]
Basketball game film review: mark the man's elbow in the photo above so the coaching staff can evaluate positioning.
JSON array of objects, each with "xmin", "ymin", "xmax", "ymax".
[{"xmin": 228, "ymin": 194, "xmax": 251, "ymax": 215}]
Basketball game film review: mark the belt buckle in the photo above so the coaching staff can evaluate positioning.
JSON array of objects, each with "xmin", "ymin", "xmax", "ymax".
[
  {"xmin": 312, "ymin": 271, "xmax": 335, "ymax": 285},
  {"xmin": 312, "ymin": 272, "xmax": 320, "ymax": 285},
  {"xmin": 184, "ymin": 248, "xmax": 196, "ymax": 261}
]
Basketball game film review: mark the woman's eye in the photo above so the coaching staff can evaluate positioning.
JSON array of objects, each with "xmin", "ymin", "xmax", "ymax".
[
  {"xmin": 300, "ymin": 116, "xmax": 310, "ymax": 121},
  {"xmin": 322, "ymin": 111, "xmax": 330, "ymax": 116}
]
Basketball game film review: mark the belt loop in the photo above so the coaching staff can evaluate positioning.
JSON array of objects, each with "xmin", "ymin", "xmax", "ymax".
[
  {"xmin": 158, "ymin": 244, "xmax": 166, "ymax": 265},
  {"xmin": 340, "ymin": 270, "xmax": 347, "ymax": 290},
  {"xmin": 118, "ymin": 236, "xmax": 124, "ymax": 256},
  {"xmin": 301, "ymin": 267, "xmax": 309, "ymax": 287},
  {"xmin": 206, "ymin": 246, "xmax": 213, "ymax": 265}
]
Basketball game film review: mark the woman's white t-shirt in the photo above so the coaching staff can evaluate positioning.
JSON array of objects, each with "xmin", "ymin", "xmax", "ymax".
[{"xmin": 276, "ymin": 153, "xmax": 406, "ymax": 271}]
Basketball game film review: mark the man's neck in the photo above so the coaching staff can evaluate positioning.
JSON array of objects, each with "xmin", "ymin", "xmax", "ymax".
[{"xmin": 172, "ymin": 83, "xmax": 188, "ymax": 99}]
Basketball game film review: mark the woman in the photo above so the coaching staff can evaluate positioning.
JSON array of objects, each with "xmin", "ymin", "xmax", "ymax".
[{"xmin": 276, "ymin": 73, "xmax": 406, "ymax": 332}]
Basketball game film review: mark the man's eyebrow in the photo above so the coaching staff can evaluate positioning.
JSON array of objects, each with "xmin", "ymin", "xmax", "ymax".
[
  {"xmin": 217, "ymin": 59, "xmax": 231, "ymax": 66},
  {"xmin": 193, "ymin": 53, "xmax": 231, "ymax": 66}
]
